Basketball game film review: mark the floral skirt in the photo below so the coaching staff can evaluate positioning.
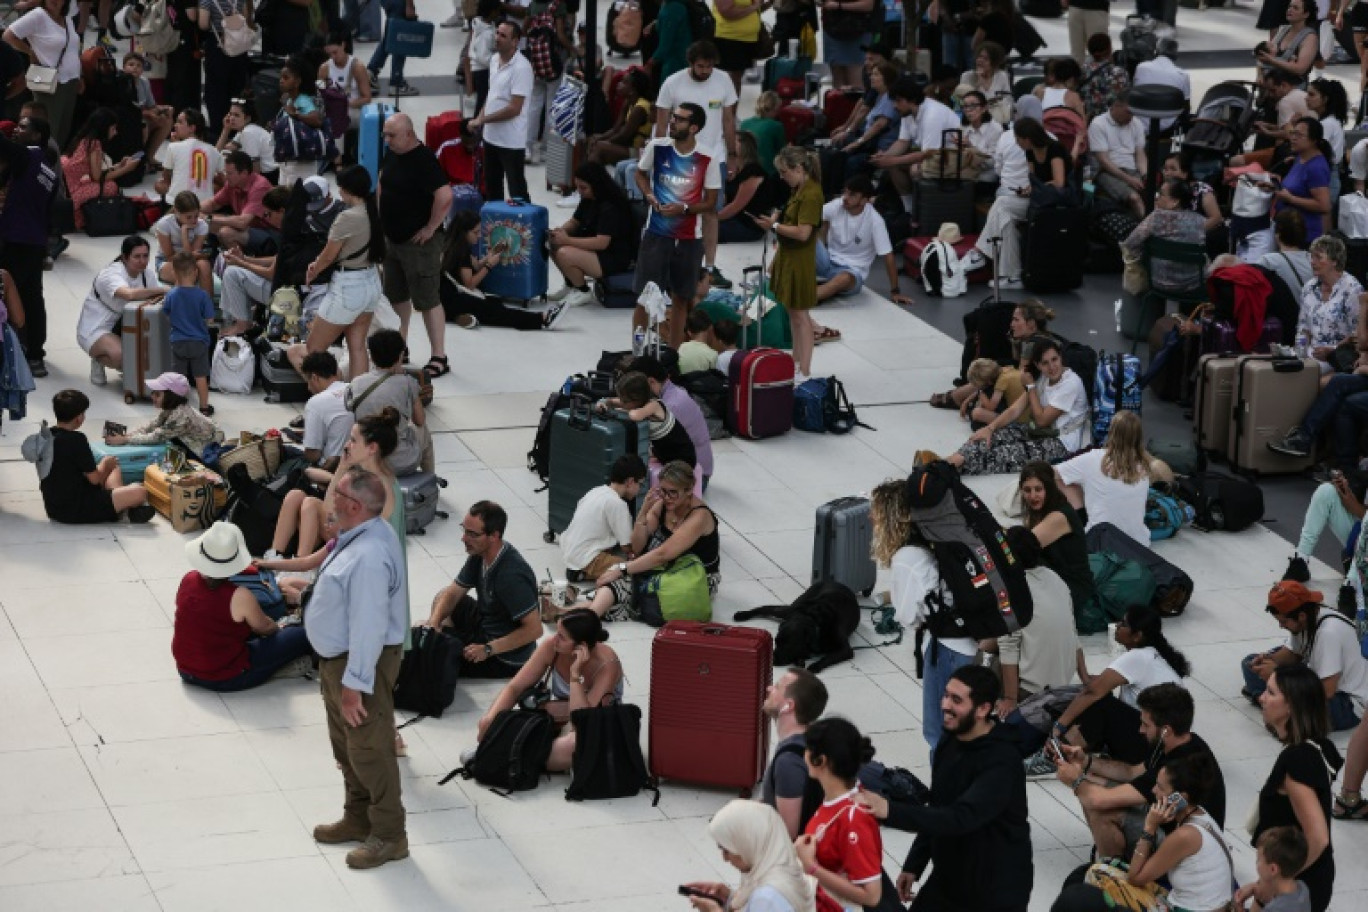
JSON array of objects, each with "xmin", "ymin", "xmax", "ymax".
[{"xmin": 955, "ymin": 423, "xmax": 1067, "ymax": 476}]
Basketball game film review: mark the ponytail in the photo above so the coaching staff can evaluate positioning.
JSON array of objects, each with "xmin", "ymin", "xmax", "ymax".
[{"xmin": 1126, "ymin": 604, "xmax": 1190, "ymax": 678}]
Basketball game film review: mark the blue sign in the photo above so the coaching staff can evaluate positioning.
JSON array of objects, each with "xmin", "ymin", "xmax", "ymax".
[{"xmin": 385, "ymin": 19, "xmax": 435, "ymax": 58}]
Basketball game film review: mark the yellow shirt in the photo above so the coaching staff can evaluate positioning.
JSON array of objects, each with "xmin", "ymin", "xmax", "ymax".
[{"xmin": 712, "ymin": 0, "xmax": 761, "ymax": 42}]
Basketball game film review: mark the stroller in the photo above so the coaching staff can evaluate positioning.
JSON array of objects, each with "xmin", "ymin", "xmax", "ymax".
[{"xmin": 1181, "ymin": 81, "xmax": 1262, "ymax": 184}]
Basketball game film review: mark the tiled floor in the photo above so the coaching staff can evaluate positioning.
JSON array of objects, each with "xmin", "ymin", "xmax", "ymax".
[{"xmin": 3, "ymin": 4, "xmax": 1368, "ymax": 911}]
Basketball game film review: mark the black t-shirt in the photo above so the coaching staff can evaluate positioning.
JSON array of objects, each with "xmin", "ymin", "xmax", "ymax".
[
  {"xmin": 569, "ymin": 196, "xmax": 638, "ymax": 272},
  {"xmin": 1128, "ymin": 733, "xmax": 1227, "ymax": 829},
  {"xmin": 40, "ymin": 427, "xmax": 111, "ymax": 522},
  {"xmin": 454, "ymin": 543, "xmax": 539, "ymax": 668},
  {"xmin": 1041, "ymin": 504, "xmax": 1095, "ymax": 611},
  {"xmin": 726, "ymin": 162, "xmax": 771, "ymax": 219},
  {"xmin": 1031, "ymin": 141, "xmax": 1073, "ymax": 183},
  {"xmin": 378, "ymin": 145, "xmax": 449, "ymax": 244},
  {"xmin": 1255, "ymin": 740, "xmax": 1340, "ymax": 911}
]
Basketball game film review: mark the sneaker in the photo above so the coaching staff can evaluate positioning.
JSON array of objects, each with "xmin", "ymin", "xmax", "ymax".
[
  {"xmin": 459, "ymin": 746, "xmax": 479, "ymax": 766},
  {"xmin": 346, "ymin": 835, "xmax": 409, "ymax": 869},
  {"xmin": 127, "ymin": 504, "xmax": 156, "ymax": 524},
  {"xmin": 1284, "ymin": 554, "xmax": 1311, "ymax": 583},
  {"xmin": 27, "ymin": 358, "xmax": 47, "ymax": 378},
  {"xmin": 455, "ymin": 313, "xmax": 479, "ymax": 329},
  {"xmin": 272, "ymin": 655, "xmax": 314, "ymax": 679},
  {"xmin": 563, "ymin": 287, "xmax": 596, "ymax": 307},
  {"xmin": 1267, "ymin": 429, "xmax": 1312, "ymax": 458},
  {"xmin": 556, "ymin": 191, "xmax": 581, "ymax": 209},
  {"xmin": 545, "ymin": 284, "xmax": 575, "ymax": 302},
  {"xmin": 313, "ymin": 817, "xmax": 370, "ymax": 845},
  {"xmin": 389, "ymin": 83, "xmax": 419, "ymax": 97},
  {"xmin": 288, "ymin": 415, "xmax": 305, "ymax": 430},
  {"xmin": 794, "ymin": 371, "xmax": 810, "ymax": 385},
  {"xmin": 367, "ymin": 69, "xmax": 380, "ymax": 93},
  {"xmin": 264, "ymin": 549, "xmax": 282, "ymax": 561},
  {"xmin": 961, "ymin": 249, "xmax": 988, "ymax": 271},
  {"xmin": 440, "ymin": 12, "xmax": 463, "ymax": 26},
  {"xmin": 1023, "ymin": 750, "xmax": 1057, "ymax": 779},
  {"xmin": 999, "ymin": 276, "xmax": 1023, "ymax": 288},
  {"xmin": 90, "ymin": 359, "xmax": 107, "ymax": 386},
  {"xmin": 542, "ymin": 301, "xmax": 567, "ymax": 329},
  {"xmin": 706, "ymin": 265, "xmax": 733, "ymax": 289}
]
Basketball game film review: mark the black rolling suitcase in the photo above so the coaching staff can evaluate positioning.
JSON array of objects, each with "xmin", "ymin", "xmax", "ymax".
[
  {"xmin": 916, "ymin": 134, "xmax": 978, "ymax": 236},
  {"xmin": 259, "ymin": 345, "xmax": 310, "ymax": 403},
  {"xmin": 812, "ymin": 496, "xmax": 877, "ymax": 597},
  {"xmin": 1022, "ymin": 206, "xmax": 1088, "ymax": 293}
]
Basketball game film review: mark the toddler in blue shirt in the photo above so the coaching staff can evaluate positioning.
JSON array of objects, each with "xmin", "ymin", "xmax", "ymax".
[{"xmin": 163, "ymin": 252, "xmax": 217, "ymax": 415}]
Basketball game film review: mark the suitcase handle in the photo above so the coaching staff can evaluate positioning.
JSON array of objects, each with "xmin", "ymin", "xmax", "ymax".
[
  {"xmin": 1271, "ymin": 358, "xmax": 1305, "ymax": 373},
  {"xmin": 567, "ymin": 395, "xmax": 594, "ymax": 429},
  {"xmin": 701, "ymin": 625, "xmax": 728, "ymax": 636}
]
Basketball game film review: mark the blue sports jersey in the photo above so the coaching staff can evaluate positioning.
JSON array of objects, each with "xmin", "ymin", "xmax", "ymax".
[{"xmin": 639, "ymin": 138, "xmax": 721, "ymax": 241}]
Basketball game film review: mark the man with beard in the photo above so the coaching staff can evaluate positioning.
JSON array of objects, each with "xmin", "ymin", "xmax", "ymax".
[
  {"xmin": 856, "ymin": 665, "xmax": 1032, "ymax": 911},
  {"xmin": 1053, "ymin": 682, "xmax": 1226, "ymax": 859}
]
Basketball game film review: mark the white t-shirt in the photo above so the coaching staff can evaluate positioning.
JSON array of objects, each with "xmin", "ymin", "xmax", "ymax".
[
  {"xmin": 890, "ymin": 546, "xmax": 977, "ymax": 657},
  {"xmin": 1037, "ymin": 368, "xmax": 1092, "ymax": 453},
  {"xmin": 234, "ymin": 123, "xmax": 278, "ymax": 173},
  {"xmin": 482, "ymin": 51, "xmax": 535, "ymax": 150},
  {"xmin": 1087, "ymin": 112, "xmax": 1147, "ymax": 172},
  {"xmin": 995, "ymin": 127, "xmax": 1030, "ymax": 194},
  {"xmin": 656, "ymin": 68, "xmax": 739, "ymax": 160},
  {"xmin": 151, "ymin": 214, "xmax": 210, "ymax": 255},
  {"xmin": 1289, "ymin": 613, "xmax": 1368, "ymax": 713},
  {"xmin": 302, "ymin": 380, "xmax": 354, "ymax": 463},
  {"xmin": 1322, "ymin": 115, "xmax": 1346, "ymax": 168},
  {"xmin": 9, "ymin": 9, "xmax": 81, "ymax": 83},
  {"xmin": 1109, "ymin": 645, "xmax": 1184, "ymax": 708},
  {"xmin": 821, "ymin": 199, "xmax": 892, "ymax": 279},
  {"xmin": 998, "ymin": 565, "xmax": 1079, "ymax": 696},
  {"xmin": 1055, "ymin": 449, "xmax": 1151, "ymax": 546},
  {"xmin": 1132, "ymin": 56, "xmax": 1192, "ymax": 131},
  {"xmin": 914, "ymin": 97, "xmax": 962, "ymax": 152},
  {"xmin": 75, "ymin": 262, "xmax": 158, "ymax": 353},
  {"xmin": 559, "ymin": 484, "xmax": 633, "ymax": 571},
  {"xmin": 160, "ymin": 139, "xmax": 223, "ymax": 205},
  {"xmin": 896, "ymin": 112, "xmax": 918, "ymax": 147}
]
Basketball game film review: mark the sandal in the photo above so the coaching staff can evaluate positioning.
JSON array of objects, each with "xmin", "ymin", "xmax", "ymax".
[
  {"xmin": 814, "ymin": 326, "xmax": 843, "ymax": 345},
  {"xmin": 423, "ymin": 355, "xmax": 451, "ymax": 378},
  {"xmin": 199, "ymin": 405, "xmax": 215, "ymax": 416},
  {"xmin": 1333, "ymin": 792, "xmax": 1368, "ymax": 820},
  {"xmin": 929, "ymin": 391, "xmax": 958, "ymax": 410}
]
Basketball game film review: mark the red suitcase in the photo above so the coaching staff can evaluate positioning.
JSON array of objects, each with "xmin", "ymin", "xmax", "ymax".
[
  {"xmin": 728, "ymin": 347, "xmax": 794, "ymax": 439},
  {"xmin": 775, "ymin": 76, "xmax": 805, "ymax": 102},
  {"xmin": 649, "ymin": 622, "xmax": 773, "ymax": 793},
  {"xmin": 777, "ymin": 104, "xmax": 816, "ymax": 144},
  {"xmin": 824, "ymin": 89, "xmax": 861, "ymax": 132},
  {"xmin": 903, "ymin": 233, "xmax": 991, "ymax": 283}
]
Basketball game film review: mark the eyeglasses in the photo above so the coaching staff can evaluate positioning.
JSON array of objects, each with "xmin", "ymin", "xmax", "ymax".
[
  {"xmin": 669, "ymin": 113, "xmax": 692, "ymax": 124},
  {"xmin": 335, "ymin": 489, "xmax": 360, "ymax": 508},
  {"xmin": 659, "ymin": 487, "xmax": 684, "ymax": 500}
]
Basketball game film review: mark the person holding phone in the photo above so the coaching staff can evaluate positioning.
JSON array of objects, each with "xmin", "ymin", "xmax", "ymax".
[{"xmin": 681, "ymin": 799, "xmax": 816, "ymax": 912}]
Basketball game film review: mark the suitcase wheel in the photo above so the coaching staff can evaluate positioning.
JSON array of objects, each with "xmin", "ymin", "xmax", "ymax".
[
  {"xmin": 543, "ymin": 530, "xmax": 557, "ymax": 544},
  {"xmin": 123, "ymin": 392, "xmax": 134, "ymax": 404},
  {"xmin": 435, "ymin": 510, "xmax": 449, "ymax": 520},
  {"xmin": 436, "ymin": 477, "xmax": 448, "ymax": 488}
]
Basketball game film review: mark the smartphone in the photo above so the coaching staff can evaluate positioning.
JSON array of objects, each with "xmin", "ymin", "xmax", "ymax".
[
  {"xmin": 678, "ymin": 886, "xmax": 717, "ymax": 899},
  {"xmin": 104, "ymin": 420, "xmax": 126, "ymax": 437},
  {"xmin": 1047, "ymin": 737, "xmax": 1063, "ymax": 760},
  {"xmin": 130, "ymin": 151, "xmax": 145, "ymax": 161},
  {"xmin": 1331, "ymin": 469, "xmax": 1345, "ymax": 483},
  {"xmin": 1166, "ymin": 792, "xmax": 1189, "ymax": 813}
]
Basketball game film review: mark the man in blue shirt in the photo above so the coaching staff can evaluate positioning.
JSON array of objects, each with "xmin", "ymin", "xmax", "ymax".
[{"xmin": 305, "ymin": 467, "xmax": 410, "ymax": 870}]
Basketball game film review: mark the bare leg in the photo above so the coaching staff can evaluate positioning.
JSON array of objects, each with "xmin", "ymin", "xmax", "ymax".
[
  {"xmin": 344, "ymin": 314, "xmax": 372, "ymax": 379},
  {"xmin": 291, "ymin": 316, "xmax": 346, "ymax": 374},
  {"xmin": 299, "ymin": 497, "xmax": 327, "ymax": 556},
  {"xmin": 280, "ymin": 577, "xmax": 311, "ymax": 605},
  {"xmin": 1342, "ymin": 712, "xmax": 1368, "ymax": 796},
  {"xmin": 90, "ymin": 334, "xmax": 123, "ymax": 369},
  {"xmin": 816, "ymin": 273, "xmax": 856, "ymax": 303},
  {"xmin": 99, "ymin": 457, "xmax": 124, "ymax": 489},
  {"xmin": 391, "ymin": 299, "xmax": 414, "ymax": 341},
  {"xmin": 701, "ymin": 210, "xmax": 719, "ymax": 270},
  {"xmin": 111, "ymin": 484, "xmax": 149, "ymax": 512},
  {"xmin": 194, "ymin": 376, "xmax": 210, "ymax": 410},
  {"xmin": 667, "ymin": 294, "xmax": 691, "ymax": 348},
  {"xmin": 554, "ymin": 245, "xmax": 604, "ymax": 287},
  {"xmin": 1082, "ymin": 804, "xmax": 1130, "ymax": 858},
  {"xmin": 790, "ymin": 308, "xmax": 815, "ymax": 376},
  {"xmin": 273, "ymin": 489, "xmax": 309, "ymax": 553},
  {"xmin": 421, "ymin": 305, "xmax": 447, "ymax": 360},
  {"xmin": 546, "ymin": 728, "xmax": 576, "ymax": 772}
]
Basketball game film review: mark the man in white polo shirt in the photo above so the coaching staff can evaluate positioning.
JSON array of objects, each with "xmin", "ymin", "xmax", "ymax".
[
  {"xmin": 1088, "ymin": 93, "xmax": 1148, "ymax": 218},
  {"xmin": 472, "ymin": 20, "xmax": 534, "ymax": 202},
  {"xmin": 655, "ymin": 40, "xmax": 738, "ymax": 289}
]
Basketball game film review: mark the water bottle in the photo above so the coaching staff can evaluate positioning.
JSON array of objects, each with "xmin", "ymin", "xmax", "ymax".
[
  {"xmin": 632, "ymin": 327, "xmax": 646, "ymax": 356},
  {"xmin": 1296, "ymin": 331, "xmax": 1311, "ymax": 360}
]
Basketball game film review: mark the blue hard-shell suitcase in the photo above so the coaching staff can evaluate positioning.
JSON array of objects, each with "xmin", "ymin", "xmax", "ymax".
[
  {"xmin": 1093, "ymin": 352, "xmax": 1142, "ymax": 446},
  {"xmin": 89, "ymin": 441, "xmax": 170, "ymax": 478},
  {"xmin": 359, "ymin": 102, "xmax": 396, "ymax": 184},
  {"xmin": 478, "ymin": 199, "xmax": 549, "ymax": 302}
]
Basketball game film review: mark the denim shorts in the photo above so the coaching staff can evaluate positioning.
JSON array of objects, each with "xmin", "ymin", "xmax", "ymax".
[
  {"xmin": 319, "ymin": 266, "xmax": 381, "ymax": 326},
  {"xmin": 815, "ymin": 241, "xmax": 864, "ymax": 295}
]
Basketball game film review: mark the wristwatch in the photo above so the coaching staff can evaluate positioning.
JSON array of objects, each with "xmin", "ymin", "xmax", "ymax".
[
  {"xmin": 615, "ymin": 561, "xmax": 629, "ymax": 575},
  {"xmin": 483, "ymin": 643, "xmax": 494, "ymax": 658}
]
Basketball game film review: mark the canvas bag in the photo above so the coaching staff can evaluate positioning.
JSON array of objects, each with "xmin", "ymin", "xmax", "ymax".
[
  {"xmin": 564, "ymin": 704, "xmax": 660, "ymax": 802},
  {"xmin": 919, "ymin": 239, "xmax": 968, "ymax": 298},
  {"xmin": 210, "ymin": 335, "xmax": 255, "ymax": 394}
]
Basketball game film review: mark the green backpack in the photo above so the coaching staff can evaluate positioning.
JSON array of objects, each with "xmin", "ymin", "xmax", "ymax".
[
  {"xmin": 1078, "ymin": 552, "xmax": 1157, "ymax": 635},
  {"xmin": 638, "ymin": 555, "xmax": 712, "ymax": 626}
]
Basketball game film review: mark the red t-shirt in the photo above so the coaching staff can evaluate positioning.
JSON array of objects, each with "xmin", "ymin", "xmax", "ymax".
[{"xmin": 805, "ymin": 787, "xmax": 884, "ymax": 912}]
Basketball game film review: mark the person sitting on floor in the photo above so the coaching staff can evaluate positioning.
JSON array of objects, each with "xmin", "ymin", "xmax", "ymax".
[
  {"xmin": 815, "ymin": 175, "xmax": 910, "ymax": 314},
  {"xmin": 559, "ymin": 454, "xmax": 647, "ymax": 584},
  {"xmin": 460, "ymin": 608, "xmax": 624, "ymax": 770},
  {"xmin": 546, "ymin": 163, "xmax": 639, "ymax": 307},
  {"xmin": 345, "ymin": 330, "xmax": 433, "ymax": 477},
  {"xmin": 1054, "ymin": 411, "xmax": 1153, "ymax": 547},
  {"xmin": 716, "ymin": 131, "xmax": 772, "ymax": 245},
  {"xmin": 102, "ymin": 372, "xmax": 224, "ymax": 460},
  {"xmin": 441, "ymin": 209, "xmax": 568, "ymax": 331},
  {"xmin": 295, "ymin": 351, "xmax": 354, "ymax": 471},
  {"xmin": 596, "ymin": 370, "xmax": 697, "ymax": 475},
  {"xmin": 1018, "ymin": 460, "xmax": 1097, "ymax": 619},
  {"xmin": 958, "ymin": 357, "xmax": 1024, "ymax": 430},
  {"xmin": 31, "ymin": 389, "xmax": 154, "ymax": 524},
  {"xmin": 1241, "ymin": 579, "xmax": 1368, "ymax": 731},
  {"xmin": 677, "ymin": 310, "xmax": 720, "ymax": 373}
]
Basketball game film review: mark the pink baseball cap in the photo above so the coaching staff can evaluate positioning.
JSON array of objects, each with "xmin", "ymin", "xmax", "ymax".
[{"xmin": 146, "ymin": 372, "xmax": 191, "ymax": 397}]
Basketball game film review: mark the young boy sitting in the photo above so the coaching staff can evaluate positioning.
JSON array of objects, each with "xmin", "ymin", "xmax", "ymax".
[
  {"xmin": 122, "ymin": 53, "xmax": 174, "ymax": 164},
  {"xmin": 559, "ymin": 454, "xmax": 647, "ymax": 583},
  {"xmin": 35, "ymin": 390, "xmax": 155, "ymax": 524},
  {"xmin": 1235, "ymin": 826, "xmax": 1311, "ymax": 912},
  {"xmin": 677, "ymin": 309, "xmax": 718, "ymax": 373},
  {"xmin": 163, "ymin": 251, "xmax": 217, "ymax": 415},
  {"xmin": 712, "ymin": 318, "xmax": 741, "ymax": 375}
]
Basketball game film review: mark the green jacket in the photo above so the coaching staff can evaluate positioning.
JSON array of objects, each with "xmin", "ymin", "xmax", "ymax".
[{"xmin": 652, "ymin": 0, "xmax": 691, "ymax": 83}]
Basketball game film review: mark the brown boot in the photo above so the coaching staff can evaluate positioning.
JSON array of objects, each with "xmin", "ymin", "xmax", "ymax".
[
  {"xmin": 345, "ymin": 835, "xmax": 410, "ymax": 870},
  {"xmin": 312, "ymin": 817, "xmax": 370, "ymax": 845}
]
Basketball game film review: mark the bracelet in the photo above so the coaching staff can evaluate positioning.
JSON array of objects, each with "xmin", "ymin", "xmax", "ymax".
[
  {"xmin": 1070, "ymin": 774, "xmax": 1086, "ymax": 793},
  {"xmin": 1138, "ymin": 831, "xmax": 1159, "ymax": 845}
]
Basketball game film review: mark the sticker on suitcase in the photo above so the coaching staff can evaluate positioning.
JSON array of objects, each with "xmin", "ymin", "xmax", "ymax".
[{"xmin": 484, "ymin": 218, "xmax": 536, "ymax": 267}]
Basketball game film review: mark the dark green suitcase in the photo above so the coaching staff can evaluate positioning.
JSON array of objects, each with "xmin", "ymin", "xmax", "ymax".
[{"xmin": 547, "ymin": 400, "xmax": 649, "ymax": 538}]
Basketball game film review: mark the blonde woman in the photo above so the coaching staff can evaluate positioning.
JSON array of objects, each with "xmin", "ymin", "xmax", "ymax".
[
  {"xmin": 683, "ymin": 800, "xmax": 816, "ymax": 912},
  {"xmin": 1055, "ymin": 410, "xmax": 1152, "ymax": 546},
  {"xmin": 754, "ymin": 147, "xmax": 822, "ymax": 382},
  {"xmin": 872, "ymin": 479, "xmax": 979, "ymax": 751}
]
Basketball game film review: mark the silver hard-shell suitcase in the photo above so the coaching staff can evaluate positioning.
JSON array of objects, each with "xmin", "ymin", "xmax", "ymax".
[
  {"xmin": 812, "ymin": 496, "xmax": 877, "ymax": 597},
  {"xmin": 121, "ymin": 300, "xmax": 173, "ymax": 404},
  {"xmin": 399, "ymin": 471, "xmax": 449, "ymax": 535}
]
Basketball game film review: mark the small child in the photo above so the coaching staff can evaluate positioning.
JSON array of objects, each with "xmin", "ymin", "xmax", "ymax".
[
  {"xmin": 38, "ymin": 389, "xmax": 155, "ymax": 524},
  {"xmin": 105, "ymin": 372, "xmax": 225, "ymax": 457},
  {"xmin": 162, "ymin": 255, "xmax": 217, "ymax": 415},
  {"xmin": 1234, "ymin": 826, "xmax": 1312, "ymax": 912},
  {"xmin": 597, "ymin": 371, "xmax": 697, "ymax": 470},
  {"xmin": 713, "ymin": 318, "xmax": 740, "ymax": 375},
  {"xmin": 153, "ymin": 191, "xmax": 213, "ymax": 294},
  {"xmin": 122, "ymin": 53, "xmax": 174, "ymax": 162},
  {"xmin": 677, "ymin": 309, "xmax": 718, "ymax": 373}
]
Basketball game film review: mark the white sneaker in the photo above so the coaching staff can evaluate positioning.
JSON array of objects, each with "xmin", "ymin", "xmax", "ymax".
[
  {"xmin": 555, "ymin": 191, "xmax": 581, "ymax": 209},
  {"xmin": 90, "ymin": 359, "xmax": 107, "ymax": 385},
  {"xmin": 794, "ymin": 371, "xmax": 810, "ymax": 385},
  {"xmin": 264, "ymin": 549, "xmax": 281, "ymax": 561},
  {"xmin": 545, "ymin": 284, "xmax": 574, "ymax": 302},
  {"xmin": 961, "ymin": 249, "xmax": 988, "ymax": 271},
  {"xmin": 542, "ymin": 301, "xmax": 568, "ymax": 329},
  {"xmin": 562, "ymin": 287, "xmax": 596, "ymax": 307}
]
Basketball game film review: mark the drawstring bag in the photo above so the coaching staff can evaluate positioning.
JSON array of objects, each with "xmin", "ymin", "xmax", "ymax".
[{"xmin": 210, "ymin": 336, "xmax": 256, "ymax": 394}]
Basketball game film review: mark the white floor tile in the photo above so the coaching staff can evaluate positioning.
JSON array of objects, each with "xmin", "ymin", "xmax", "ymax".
[{"xmin": 112, "ymin": 792, "xmax": 316, "ymax": 873}]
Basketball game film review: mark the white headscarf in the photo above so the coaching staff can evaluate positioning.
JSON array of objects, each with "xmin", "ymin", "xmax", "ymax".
[{"xmin": 708, "ymin": 801, "xmax": 816, "ymax": 912}]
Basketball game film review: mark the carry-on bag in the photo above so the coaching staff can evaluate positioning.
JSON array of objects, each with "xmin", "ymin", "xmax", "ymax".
[
  {"xmin": 1022, "ymin": 205, "xmax": 1088, "ymax": 293},
  {"xmin": 1176, "ymin": 470, "xmax": 1265, "ymax": 531},
  {"xmin": 1193, "ymin": 354, "xmax": 1239, "ymax": 458},
  {"xmin": 727, "ymin": 346, "xmax": 794, "ymax": 439},
  {"xmin": 823, "ymin": 89, "xmax": 862, "ymax": 131},
  {"xmin": 259, "ymin": 345, "xmax": 311, "ymax": 403},
  {"xmin": 359, "ymin": 101, "xmax": 395, "ymax": 183},
  {"xmin": 144, "ymin": 461, "xmax": 228, "ymax": 533},
  {"xmin": 1092, "ymin": 352, "xmax": 1142, "ymax": 445},
  {"xmin": 121, "ymin": 300, "xmax": 172, "ymax": 404},
  {"xmin": 649, "ymin": 621, "xmax": 773, "ymax": 792},
  {"xmin": 903, "ymin": 233, "xmax": 990, "ymax": 283},
  {"xmin": 812, "ymin": 496, "xmax": 877, "ymax": 597},
  {"xmin": 1227, "ymin": 355, "xmax": 1320, "ymax": 475},
  {"xmin": 479, "ymin": 198, "xmax": 550, "ymax": 302},
  {"xmin": 393, "ymin": 625, "xmax": 461, "ymax": 718},
  {"xmin": 425, "ymin": 110, "xmax": 464, "ymax": 151},
  {"xmin": 547, "ymin": 398, "xmax": 650, "ymax": 537},
  {"xmin": 89, "ymin": 440, "xmax": 169, "ymax": 478},
  {"xmin": 777, "ymin": 104, "xmax": 817, "ymax": 144},
  {"xmin": 915, "ymin": 177, "xmax": 976, "ymax": 237},
  {"xmin": 398, "ymin": 470, "xmax": 449, "ymax": 534}
]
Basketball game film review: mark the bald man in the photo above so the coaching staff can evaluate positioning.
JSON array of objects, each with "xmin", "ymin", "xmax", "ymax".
[{"xmin": 376, "ymin": 112, "xmax": 454, "ymax": 378}]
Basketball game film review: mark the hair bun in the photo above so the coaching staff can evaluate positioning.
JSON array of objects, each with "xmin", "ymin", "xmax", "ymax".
[
  {"xmin": 377, "ymin": 406, "xmax": 401, "ymax": 428},
  {"xmin": 859, "ymin": 736, "xmax": 877, "ymax": 765}
]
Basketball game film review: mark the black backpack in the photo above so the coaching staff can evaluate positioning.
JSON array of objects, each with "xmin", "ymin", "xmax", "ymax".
[
  {"xmin": 904, "ymin": 461, "xmax": 1034, "ymax": 640},
  {"xmin": 1176, "ymin": 471, "xmax": 1265, "ymax": 532},
  {"xmin": 822, "ymin": 377, "xmax": 871, "ymax": 434},
  {"xmin": 564, "ymin": 704, "xmax": 659, "ymax": 803},
  {"xmin": 527, "ymin": 389, "xmax": 573, "ymax": 483},
  {"xmin": 222, "ymin": 461, "xmax": 303, "ymax": 556},
  {"xmin": 684, "ymin": 0, "xmax": 715, "ymax": 41},
  {"xmin": 776, "ymin": 745, "xmax": 928, "ymax": 833},
  {"xmin": 444, "ymin": 709, "xmax": 556, "ymax": 794},
  {"xmin": 392, "ymin": 626, "xmax": 461, "ymax": 719}
]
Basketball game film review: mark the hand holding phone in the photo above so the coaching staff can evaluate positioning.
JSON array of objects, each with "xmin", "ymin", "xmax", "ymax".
[{"xmin": 678, "ymin": 886, "xmax": 719, "ymax": 900}]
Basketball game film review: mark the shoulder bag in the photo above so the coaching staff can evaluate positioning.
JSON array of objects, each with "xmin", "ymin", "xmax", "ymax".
[
  {"xmin": 25, "ymin": 18, "xmax": 71, "ymax": 94},
  {"xmin": 82, "ymin": 183, "xmax": 138, "ymax": 237}
]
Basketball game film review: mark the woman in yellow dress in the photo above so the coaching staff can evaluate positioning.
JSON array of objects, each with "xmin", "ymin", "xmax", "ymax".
[{"xmin": 755, "ymin": 146, "xmax": 822, "ymax": 381}]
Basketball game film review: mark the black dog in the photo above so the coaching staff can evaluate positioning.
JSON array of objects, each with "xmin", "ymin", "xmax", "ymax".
[{"xmin": 734, "ymin": 580, "xmax": 862, "ymax": 673}]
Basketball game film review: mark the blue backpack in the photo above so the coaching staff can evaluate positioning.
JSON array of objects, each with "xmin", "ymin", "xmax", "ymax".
[{"xmin": 1144, "ymin": 487, "xmax": 1188, "ymax": 541}]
